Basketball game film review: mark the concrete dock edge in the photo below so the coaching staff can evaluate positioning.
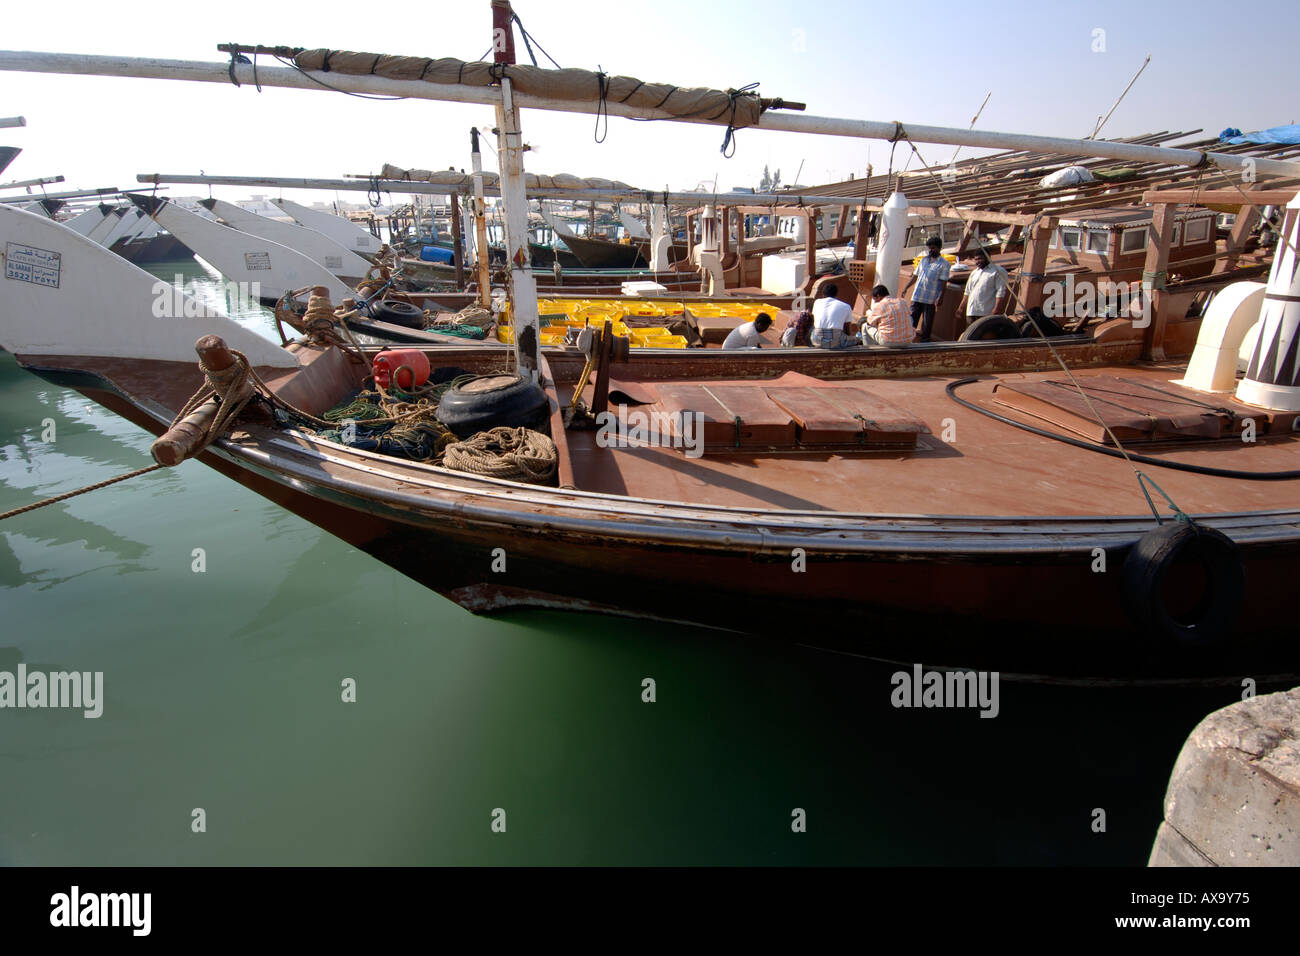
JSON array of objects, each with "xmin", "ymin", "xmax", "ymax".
[{"xmin": 1149, "ymin": 687, "xmax": 1300, "ymax": 866}]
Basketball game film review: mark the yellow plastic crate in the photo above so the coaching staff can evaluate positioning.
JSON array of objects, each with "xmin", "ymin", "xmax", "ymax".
[
  {"xmin": 638, "ymin": 334, "xmax": 688, "ymax": 349},
  {"xmin": 911, "ymin": 253, "xmax": 959, "ymax": 268}
]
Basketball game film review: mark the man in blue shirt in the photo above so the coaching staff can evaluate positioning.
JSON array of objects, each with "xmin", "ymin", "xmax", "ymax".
[{"xmin": 900, "ymin": 235, "xmax": 950, "ymax": 342}]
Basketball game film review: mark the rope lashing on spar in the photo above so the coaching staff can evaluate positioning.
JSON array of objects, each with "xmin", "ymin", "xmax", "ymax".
[
  {"xmin": 885, "ymin": 121, "xmax": 906, "ymax": 199},
  {"xmin": 719, "ymin": 82, "xmax": 760, "ymax": 158},
  {"xmin": 594, "ymin": 68, "xmax": 609, "ymax": 144},
  {"xmin": 226, "ymin": 44, "xmax": 249, "ymax": 86},
  {"xmin": 217, "ymin": 42, "xmax": 799, "ymax": 158},
  {"xmin": 443, "ymin": 426, "xmax": 558, "ymax": 483}
]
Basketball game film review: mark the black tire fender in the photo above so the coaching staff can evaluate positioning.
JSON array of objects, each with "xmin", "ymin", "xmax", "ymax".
[
  {"xmin": 369, "ymin": 299, "xmax": 426, "ymax": 328},
  {"xmin": 959, "ymin": 315, "xmax": 1020, "ymax": 341},
  {"xmin": 1121, "ymin": 522, "xmax": 1245, "ymax": 647},
  {"xmin": 435, "ymin": 374, "xmax": 551, "ymax": 438},
  {"xmin": 1019, "ymin": 312, "xmax": 1067, "ymax": 337}
]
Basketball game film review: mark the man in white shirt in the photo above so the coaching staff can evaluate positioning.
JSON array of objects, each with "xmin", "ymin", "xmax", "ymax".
[
  {"xmin": 810, "ymin": 284, "xmax": 858, "ymax": 349},
  {"xmin": 956, "ymin": 250, "xmax": 1009, "ymax": 328},
  {"xmin": 721, "ymin": 312, "xmax": 773, "ymax": 349}
]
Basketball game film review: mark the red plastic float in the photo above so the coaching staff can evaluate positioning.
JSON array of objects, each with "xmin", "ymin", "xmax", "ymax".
[{"xmin": 372, "ymin": 349, "xmax": 431, "ymax": 390}]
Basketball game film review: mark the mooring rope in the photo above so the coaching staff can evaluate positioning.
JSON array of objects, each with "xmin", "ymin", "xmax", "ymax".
[
  {"xmin": 0, "ymin": 463, "xmax": 165, "ymax": 522},
  {"xmin": 443, "ymin": 426, "xmax": 557, "ymax": 483}
]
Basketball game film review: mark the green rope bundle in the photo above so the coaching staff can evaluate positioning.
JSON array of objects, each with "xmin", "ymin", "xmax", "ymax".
[
  {"xmin": 424, "ymin": 324, "xmax": 488, "ymax": 340},
  {"xmin": 323, "ymin": 390, "xmax": 391, "ymax": 424},
  {"xmin": 306, "ymin": 373, "xmax": 493, "ymax": 464}
]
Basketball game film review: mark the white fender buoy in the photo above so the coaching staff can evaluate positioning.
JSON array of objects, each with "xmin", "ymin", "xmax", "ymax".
[{"xmin": 876, "ymin": 191, "xmax": 909, "ymax": 295}]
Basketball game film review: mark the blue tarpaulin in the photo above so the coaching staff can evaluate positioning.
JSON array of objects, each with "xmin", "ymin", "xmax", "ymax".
[{"xmin": 1220, "ymin": 124, "xmax": 1300, "ymax": 146}]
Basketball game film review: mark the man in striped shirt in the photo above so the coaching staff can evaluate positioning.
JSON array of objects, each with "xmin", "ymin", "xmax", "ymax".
[{"xmin": 861, "ymin": 285, "xmax": 916, "ymax": 346}]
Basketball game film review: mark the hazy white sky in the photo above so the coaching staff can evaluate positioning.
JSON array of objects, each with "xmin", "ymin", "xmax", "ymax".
[{"xmin": 2, "ymin": 0, "xmax": 1297, "ymax": 203}]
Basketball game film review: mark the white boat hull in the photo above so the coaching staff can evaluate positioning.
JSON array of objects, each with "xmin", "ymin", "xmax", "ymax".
[
  {"xmin": 204, "ymin": 198, "xmax": 371, "ymax": 281},
  {"xmin": 131, "ymin": 196, "xmax": 352, "ymax": 303},
  {"xmin": 271, "ymin": 196, "xmax": 384, "ymax": 256}
]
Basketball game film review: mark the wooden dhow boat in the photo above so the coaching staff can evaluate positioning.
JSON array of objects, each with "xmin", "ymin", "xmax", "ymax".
[
  {"xmin": 5, "ymin": 197, "xmax": 1300, "ymax": 682},
  {"xmin": 4, "ymin": 6, "xmax": 1300, "ymax": 683}
]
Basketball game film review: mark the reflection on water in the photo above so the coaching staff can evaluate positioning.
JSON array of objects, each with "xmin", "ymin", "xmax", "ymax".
[{"xmin": 0, "ymin": 264, "xmax": 1257, "ymax": 865}]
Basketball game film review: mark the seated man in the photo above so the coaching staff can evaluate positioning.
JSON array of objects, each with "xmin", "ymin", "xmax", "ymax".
[
  {"xmin": 860, "ymin": 285, "xmax": 916, "ymax": 346},
  {"xmin": 780, "ymin": 310, "xmax": 813, "ymax": 347},
  {"xmin": 809, "ymin": 284, "xmax": 858, "ymax": 349},
  {"xmin": 721, "ymin": 312, "xmax": 773, "ymax": 349}
]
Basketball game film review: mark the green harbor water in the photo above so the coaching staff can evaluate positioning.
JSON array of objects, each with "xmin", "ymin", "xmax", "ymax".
[{"xmin": 0, "ymin": 257, "xmax": 1249, "ymax": 865}]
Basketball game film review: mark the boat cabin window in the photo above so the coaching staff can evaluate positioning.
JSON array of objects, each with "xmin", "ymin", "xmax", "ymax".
[
  {"xmin": 906, "ymin": 224, "xmax": 941, "ymax": 246},
  {"xmin": 1184, "ymin": 217, "xmax": 1211, "ymax": 243},
  {"xmin": 941, "ymin": 222, "xmax": 964, "ymax": 243},
  {"xmin": 1060, "ymin": 227, "xmax": 1082, "ymax": 251},
  {"xmin": 1120, "ymin": 227, "xmax": 1148, "ymax": 254},
  {"xmin": 1170, "ymin": 222, "xmax": 1181, "ymax": 247},
  {"xmin": 1086, "ymin": 230, "xmax": 1108, "ymax": 253}
]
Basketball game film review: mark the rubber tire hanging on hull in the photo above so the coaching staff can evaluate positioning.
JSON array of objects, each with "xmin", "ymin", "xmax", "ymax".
[
  {"xmin": 1121, "ymin": 522, "xmax": 1246, "ymax": 647},
  {"xmin": 435, "ymin": 374, "xmax": 551, "ymax": 438}
]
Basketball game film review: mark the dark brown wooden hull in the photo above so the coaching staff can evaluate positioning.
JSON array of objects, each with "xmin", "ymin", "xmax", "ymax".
[
  {"xmin": 527, "ymin": 241, "xmax": 583, "ymax": 269},
  {"xmin": 189, "ymin": 458, "xmax": 1300, "ymax": 682},
  {"xmin": 559, "ymin": 233, "xmax": 646, "ymax": 269},
  {"xmin": 17, "ymin": 350, "xmax": 1300, "ymax": 684},
  {"xmin": 111, "ymin": 233, "xmax": 194, "ymax": 264}
]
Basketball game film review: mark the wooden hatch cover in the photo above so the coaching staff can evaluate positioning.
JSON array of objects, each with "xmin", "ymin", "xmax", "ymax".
[
  {"xmin": 992, "ymin": 375, "xmax": 1262, "ymax": 443},
  {"xmin": 656, "ymin": 383, "xmax": 796, "ymax": 450},
  {"xmin": 654, "ymin": 382, "xmax": 928, "ymax": 453},
  {"xmin": 764, "ymin": 386, "xmax": 929, "ymax": 449}
]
